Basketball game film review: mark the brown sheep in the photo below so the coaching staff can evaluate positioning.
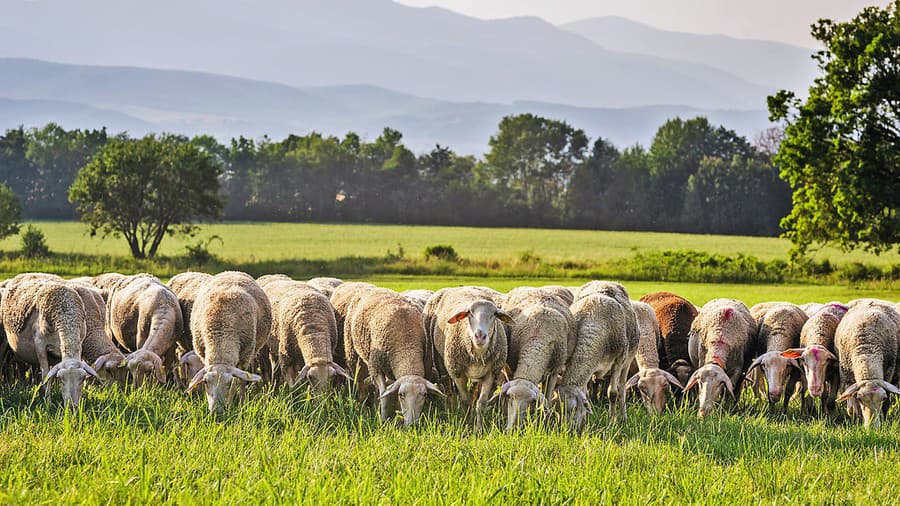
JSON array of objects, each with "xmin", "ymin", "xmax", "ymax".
[{"xmin": 639, "ymin": 291, "xmax": 698, "ymax": 389}]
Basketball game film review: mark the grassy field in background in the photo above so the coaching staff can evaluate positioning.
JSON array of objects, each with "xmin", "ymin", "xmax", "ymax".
[{"xmin": 3, "ymin": 221, "xmax": 899, "ymax": 266}]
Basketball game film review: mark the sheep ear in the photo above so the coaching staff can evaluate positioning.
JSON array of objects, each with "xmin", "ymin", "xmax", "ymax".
[
  {"xmin": 877, "ymin": 381, "xmax": 900, "ymax": 396},
  {"xmin": 447, "ymin": 311, "xmax": 469, "ymax": 324},
  {"xmin": 495, "ymin": 310, "xmax": 515, "ymax": 325},
  {"xmin": 296, "ymin": 364, "xmax": 312, "ymax": 382},
  {"xmin": 82, "ymin": 362, "xmax": 99, "ymax": 378},
  {"xmin": 424, "ymin": 380, "xmax": 446, "ymax": 399},
  {"xmin": 229, "ymin": 367, "xmax": 262, "ymax": 383},
  {"xmin": 837, "ymin": 383, "xmax": 860, "ymax": 402},
  {"xmin": 624, "ymin": 373, "xmax": 640, "ymax": 389},
  {"xmin": 661, "ymin": 370, "xmax": 684, "ymax": 389},
  {"xmin": 780, "ymin": 349, "xmax": 803, "ymax": 359},
  {"xmin": 43, "ymin": 363, "xmax": 62, "ymax": 385},
  {"xmin": 379, "ymin": 381, "xmax": 401, "ymax": 400},
  {"xmin": 746, "ymin": 356, "xmax": 765, "ymax": 374},
  {"xmin": 330, "ymin": 363, "xmax": 352, "ymax": 380},
  {"xmin": 684, "ymin": 370, "xmax": 701, "ymax": 391},
  {"xmin": 179, "ymin": 351, "xmax": 197, "ymax": 365},
  {"xmin": 722, "ymin": 374, "xmax": 735, "ymax": 398},
  {"xmin": 187, "ymin": 368, "xmax": 208, "ymax": 392}
]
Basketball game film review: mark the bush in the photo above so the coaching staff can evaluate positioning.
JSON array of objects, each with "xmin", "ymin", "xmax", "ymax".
[
  {"xmin": 0, "ymin": 184, "xmax": 22, "ymax": 240},
  {"xmin": 840, "ymin": 262, "xmax": 882, "ymax": 283},
  {"xmin": 21, "ymin": 225, "xmax": 50, "ymax": 258},
  {"xmin": 424, "ymin": 244, "xmax": 458, "ymax": 262},
  {"xmin": 184, "ymin": 235, "xmax": 223, "ymax": 264}
]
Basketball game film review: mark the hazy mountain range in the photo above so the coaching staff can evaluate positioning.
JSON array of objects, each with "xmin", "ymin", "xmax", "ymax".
[{"xmin": 0, "ymin": 0, "xmax": 816, "ymax": 153}]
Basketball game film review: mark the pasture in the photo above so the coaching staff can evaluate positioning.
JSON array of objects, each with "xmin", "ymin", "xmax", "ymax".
[{"xmin": 0, "ymin": 223, "xmax": 898, "ymax": 503}]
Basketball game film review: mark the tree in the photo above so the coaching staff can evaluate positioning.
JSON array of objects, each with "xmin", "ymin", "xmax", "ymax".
[
  {"xmin": 69, "ymin": 134, "xmax": 223, "ymax": 258},
  {"xmin": 0, "ymin": 183, "xmax": 22, "ymax": 240},
  {"xmin": 485, "ymin": 114, "xmax": 588, "ymax": 226},
  {"xmin": 769, "ymin": 2, "xmax": 900, "ymax": 255}
]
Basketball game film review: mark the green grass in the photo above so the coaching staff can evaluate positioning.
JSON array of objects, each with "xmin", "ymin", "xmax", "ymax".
[
  {"xmin": 4, "ymin": 221, "xmax": 899, "ymax": 266},
  {"xmin": 1, "ymin": 383, "xmax": 898, "ymax": 504}
]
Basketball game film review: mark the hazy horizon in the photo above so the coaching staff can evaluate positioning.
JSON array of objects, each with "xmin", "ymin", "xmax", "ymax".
[{"xmin": 396, "ymin": 0, "xmax": 887, "ymax": 47}]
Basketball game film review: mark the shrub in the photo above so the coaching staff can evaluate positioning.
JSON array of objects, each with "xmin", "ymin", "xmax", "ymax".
[
  {"xmin": 424, "ymin": 244, "xmax": 458, "ymax": 262},
  {"xmin": 840, "ymin": 262, "xmax": 882, "ymax": 283},
  {"xmin": 184, "ymin": 235, "xmax": 223, "ymax": 264},
  {"xmin": 21, "ymin": 225, "xmax": 50, "ymax": 258}
]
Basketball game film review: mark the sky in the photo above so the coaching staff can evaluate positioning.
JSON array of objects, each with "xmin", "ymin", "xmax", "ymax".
[{"xmin": 395, "ymin": 0, "xmax": 887, "ymax": 47}]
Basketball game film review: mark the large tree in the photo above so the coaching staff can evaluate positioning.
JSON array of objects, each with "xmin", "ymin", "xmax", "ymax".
[
  {"xmin": 69, "ymin": 134, "xmax": 222, "ymax": 258},
  {"xmin": 769, "ymin": 2, "xmax": 900, "ymax": 255}
]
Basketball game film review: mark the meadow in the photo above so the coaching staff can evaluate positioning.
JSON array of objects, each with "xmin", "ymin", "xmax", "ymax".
[{"xmin": 0, "ymin": 221, "xmax": 898, "ymax": 503}]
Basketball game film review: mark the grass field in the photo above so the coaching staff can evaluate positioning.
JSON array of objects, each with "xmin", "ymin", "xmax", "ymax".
[
  {"xmin": 0, "ymin": 222, "xmax": 898, "ymax": 503},
  {"xmin": 3, "ymin": 221, "xmax": 899, "ymax": 266}
]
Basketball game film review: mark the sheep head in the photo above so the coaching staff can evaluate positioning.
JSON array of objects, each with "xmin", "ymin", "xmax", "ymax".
[
  {"xmin": 188, "ymin": 364, "xmax": 262, "ymax": 414},
  {"xmin": 447, "ymin": 299, "xmax": 514, "ymax": 353},
  {"xmin": 44, "ymin": 358, "xmax": 98, "ymax": 410},
  {"xmin": 747, "ymin": 351, "xmax": 801, "ymax": 404},
  {"xmin": 379, "ymin": 374, "xmax": 445, "ymax": 427},
  {"xmin": 295, "ymin": 361, "xmax": 351, "ymax": 393},
  {"xmin": 685, "ymin": 363, "xmax": 734, "ymax": 418},
  {"xmin": 493, "ymin": 378, "xmax": 548, "ymax": 433},
  {"xmin": 781, "ymin": 345, "xmax": 836, "ymax": 397},
  {"xmin": 668, "ymin": 359, "xmax": 694, "ymax": 388},
  {"xmin": 178, "ymin": 351, "xmax": 205, "ymax": 389},
  {"xmin": 556, "ymin": 385, "xmax": 592, "ymax": 433},
  {"xmin": 625, "ymin": 368, "xmax": 683, "ymax": 415},
  {"xmin": 123, "ymin": 349, "xmax": 166, "ymax": 387},
  {"xmin": 92, "ymin": 352, "xmax": 127, "ymax": 385},
  {"xmin": 838, "ymin": 380, "xmax": 900, "ymax": 428}
]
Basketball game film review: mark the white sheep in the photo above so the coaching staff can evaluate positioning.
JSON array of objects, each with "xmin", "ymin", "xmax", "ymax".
[
  {"xmin": 746, "ymin": 302, "xmax": 807, "ymax": 410},
  {"xmin": 625, "ymin": 300, "xmax": 683, "ymax": 415},
  {"xmin": 307, "ymin": 277, "xmax": 344, "ymax": 298}
]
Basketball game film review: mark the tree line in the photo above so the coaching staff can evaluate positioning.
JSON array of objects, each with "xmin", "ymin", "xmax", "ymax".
[{"xmin": 0, "ymin": 115, "xmax": 791, "ymax": 237}]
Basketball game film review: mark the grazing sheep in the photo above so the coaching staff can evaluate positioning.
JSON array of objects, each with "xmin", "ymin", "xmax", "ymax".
[
  {"xmin": 746, "ymin": 302, "xmax": 807, "ymax": 410},
  {"xmin": 685, "ymin": 299, "xmax": 756, "ymax": 417},
  {"xmin": 799, "ymin": 302, "xmax": 824, "ymax": 316},
  {"xmin": 307, "ymin": 277, "xmax": 344, "ymax": 298},
  {"xmin": 424, "ymin": 286, "xmax": 512, "ymax": 431},
  {"xmin": 344, "ymin": 288, "xmax": 443, "ymax": 426},
  {"xmin": 262, "ymin": 278, "xmax": 347, "ymax": 391},
  {"xmin": 87, "ymin": 272, "xmax": 128, "ymax": 291},
  {"xmin": 625, "ymin": 300, "xmax": 683, "ymax": 415},
  {"xmin": 330, "ymin": 282, "xmax": 380, "ymax": 368},
  {"xmin": 188, "ymin": 272, "xmax": 272, "ymax": 414},
  {"xmin": 400, "ymin": 289, "xmax": 434, "ymax": 312},
  {"xmin": 177, "ymin": 350, "xmax": 204, "ymax": 389},
  {"xmin": 781, "ymin": 302, "xmax": 848, "ymax": 414},
  {"xmin": 558, "ymin": 293, "xmax": 630, "ymax": 431},
  {"xmin": 1, "ymin": 276, "xmax": 96, "ymax": 408},
  {"xmin": 639, "ymin": 291, "xmax": 698, "ymax": 389},
  {"xmin": 497, "ymin": 287, "xmax": 574, "ymax": 431},
  {"xmin": 70, "ymin": 283, "xmax": 127, "ymax": 385},
  {"xmin": 105, "ymin": 274, "xmax": 184, "ymax": 387},
  {"xmin": 167, "ymin": 272, "xmax": 213, "ymax": 352},
  {"xmin": 834, "ymin": 302, "xmax": 900, "ymax": 428}
]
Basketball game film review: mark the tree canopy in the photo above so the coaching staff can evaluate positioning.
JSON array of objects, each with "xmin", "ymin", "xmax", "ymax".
[
  {"xmin": 68, "ymin": 134, "xmax": 222, "ymax": 258},
  {"xmin": 769, "ymin": 1, "xmax": 900, "ymax": 255}
]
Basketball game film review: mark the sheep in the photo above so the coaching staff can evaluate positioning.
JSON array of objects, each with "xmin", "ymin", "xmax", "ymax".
[
  {"xmin": 187, "ymin": 271, "xmax": 272, "ymax": 413},
  {"xmin": 308, "ymin": 277, "xmax": 344, "ymax": 298},
  {"xmin": 685, "ymin": 299, "xmax": 757, "ymax": 417},
  {"xmin": 625, "ymin": 300, "xmax": 683, "ymax": 415},
  {"xmin": 497, "ymin": 287, "xmax": 574, "ymax": 431},
  {"xmin": 400, "ymin": 289, "xmax": 434, "ymax": 312},
  {"xmin": 746, "ymin": 302, "xmax": 808, "ymax": 410},
  {"xmin": 424, "ymin": 286, "xmax": 512, "ymax": 431},
  {"xmin": 167, "ymin": 272, "xmax": 213, "ymax": 350},
  {"xmin": 256, "ymin": 274, "xmax": 293, "ymax": 287},
  {"xmin": 1, "ymin": 276, "xmax": 96, "ymax": 409},
  {"xmin": 105, "ymin": 274, "xmax": 184, "ymax": 387},
  {"xmin": 638, "ymin": 291, "xmax": 698, "ymax": 389},
  {"xmin": 330, "ymin": 282, "xmax": 380, "ymax": 368},
  {"xmin": 834, "ymin": 302, "xmax": 900, "ymax": 428},
  {"xmin": 558, "ymin": 293, "xmax": 630, "ymax": 431},
  {"xmin": 780, "ymin": 302, "xmax": 848, "ymax": 414},
  {"xmin": 344, "ymin": 288, "xmax": 444, "ymax": 426},
  {"xmin": 261, "ymin": 278, "xmax": 347, "ymax": 391},
  {"xmin": 799, "ymin": 302, "xmax": 824, "ymax": 316},
  {"xmin": 69, "ymin": 282, "xmax": 127, "ymax": 385}
]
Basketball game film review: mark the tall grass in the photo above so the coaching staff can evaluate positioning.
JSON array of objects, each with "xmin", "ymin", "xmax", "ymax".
[{"xmin": 0, "ymin": 383, "xmax": 897, "ymax": 503}]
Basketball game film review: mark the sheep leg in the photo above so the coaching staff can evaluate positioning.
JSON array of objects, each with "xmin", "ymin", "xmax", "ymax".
[
  {"xmin": 34, "ymin": 333, "xmax": 52, "ymax": 402},
  {"xmin": 375, "ymin": 374, "xmax": 392, "ymax": 423},
  {"xmin": 451, "ymin": 375, "xmax": 470, "ymax": 415},
  {"xmin": 474, "ymin": 371, "xmax": 494, "ymax": 433},
  {"xmin": 353, "ymin": 361, "xmax": 370, "ymax": 404}
]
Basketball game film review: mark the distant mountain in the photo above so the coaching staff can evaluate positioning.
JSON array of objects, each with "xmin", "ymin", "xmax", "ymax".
[
  {"xmin": 0, "ymin": 0, "xmax": 771, "ymax": 109},
  {"xmin": 562, "ymin": 16, "xmax": 819, "ymax": 93},
  {"xmin": 0, "ymin": 58, "xmax": 771, "ymax": 154}
]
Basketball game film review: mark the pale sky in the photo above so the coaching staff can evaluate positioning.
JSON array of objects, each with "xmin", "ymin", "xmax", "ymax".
[{"xmin": 395, "ymin": 0, "xmax": 887, "ymax": 47}]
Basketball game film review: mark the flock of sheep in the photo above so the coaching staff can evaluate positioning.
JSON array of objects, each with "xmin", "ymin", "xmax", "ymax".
[{"xmin": 1, "ymin": 271, "xmax": 899, "ymax": 431}]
